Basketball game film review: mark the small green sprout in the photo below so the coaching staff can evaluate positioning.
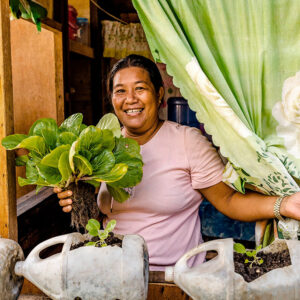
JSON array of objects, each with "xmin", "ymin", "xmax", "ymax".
[
  {"xmin": 85, "ymin": 219, "xmax": 116, "ymax": 247},
  {"xmin": 234, "ymin": 243, "xmax": 264, "ymax": 268}
]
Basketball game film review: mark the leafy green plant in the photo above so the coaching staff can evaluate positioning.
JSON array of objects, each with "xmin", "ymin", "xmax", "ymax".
[
  {"xmin": 234, "ymin": 243, "xmax": 264, "ymax": 268},
  {"xmin": 1, "ymin": 113, "xmax": 143, "ymax": 229},
  {"xmin": 10, "ymin": 0, "xmax": 48, "ymax": 31},
  {"xmin": 85, "ymin": 219, "xmax": 116, "ymax": 247}
]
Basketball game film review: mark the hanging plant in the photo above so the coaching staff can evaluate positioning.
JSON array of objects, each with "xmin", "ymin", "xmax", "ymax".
[{"xmin": 9, "ymin": 0, "xmax": 47, "ymax": 31}]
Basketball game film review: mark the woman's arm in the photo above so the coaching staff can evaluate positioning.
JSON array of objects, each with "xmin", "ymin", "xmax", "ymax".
[{"xmin": 199, "ymin": 182, "xmax": 300, "ymax": 222}]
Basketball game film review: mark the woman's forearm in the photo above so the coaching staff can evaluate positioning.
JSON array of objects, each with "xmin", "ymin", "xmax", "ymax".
[{"xmin": 200, "ymin": 181, "xmax": 299, "ymax": 222}]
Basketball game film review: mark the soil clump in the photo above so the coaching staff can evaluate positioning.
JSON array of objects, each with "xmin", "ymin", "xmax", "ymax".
[
  {"xmin": 67, "ymin": 181, "xmax": 99, "ymax": 231},
  {"xmin": 234, "ymin": 249, "xmax": 291, "ymax": 282},
  {"xmin": 71, "ymin": 232, "xmax": 123, "ymax": 250}
]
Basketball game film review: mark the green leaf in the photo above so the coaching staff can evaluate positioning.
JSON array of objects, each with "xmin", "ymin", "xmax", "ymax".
[
  {"xmin": 36, "ymin": 185, "xmax": 44, "ymax": 193},
  {"xmin": 88, "ymin": 229, "xmax": 99, "ymax": 237},
  {"xmin": 58, "ymin": 151, "xmax": 72, "ymax": 182},
  {"xmin": 79, "ymin": 149, "xmax": 93, "ymax": 161},
  {"xmin": 18, "ymin": 136, "xmax": 48, "ymax": 157},
  {"xmin": 104, "ymin": 219, "xmax": 116, "ymax": 233},
  {"xmin": 113, "ymin": 137, "xmax": 142, "ymax": 160},
  {"xmin": 19, "ymin": 2, "xmax": 31, "ymax": 19},
  {"xmin": 29, "ymin": 0, "xmax": 47, "ymax": 29},
  {"xmin": 18, "ymin": 159, "xmax": 39, "ymax": 186},
  {"xmin": 259, "ymin": 258, "xmax": 264, "ymax": 265},
  {"xmin": 41, "ymin": 145, "xmax": 70, "ymax": 168},
  {"xmin": 110, "ymin": 155, "xmax": 143, "ymax": 188},
  {"xmin": 100, "ymin": 242, "xmax": 107, "ymax": 247},
  {"xmin": 92, "ymin": 163, "xmax": 128, "ymax": 183},
  {"xmin": 56, "ymin": 132, "xmax": 78, "ymax": 146},
  {"xmin": 73, "ymin": 154, "xmax": 93, "ymax": 178},
  {"xmin": 246, "ymin": 251, "xmax": 254, "ymax": 257},
  {"xmin": 86, "ymin": 218, "xmax": 100, "ymax": 233},
  {"xmin": 10, "ymin": 0, "xmax": 21, "ymax": 19},
  {"xmin": 79, "ymin": 123, "xmax": 88, "ymax": 133},
  {"xmin": 99, "ymin": 231, "xmax": 109, "ymax": 240},
  {"xmin": 91, "ymin": 150, "xmax": 115, "ymax": 175},
  {"xmin": 77, "ymin": 126, "xmax": 114, "ymax": 158},
  {"xmin": 233, "ymin": 243, "xmax": 246, "ymax": 253},
  {"xmin": 1, "ymin": 134, "xmax": 28, "ymax": 150},
  {"xmin": 85, "ymin": 241, "xmax": 97, "ymax": 246},
  {"xmin": 59, "ymin": 113, "xmax": 83, "ymax": 136},
  {"xmin": 29, "ymin": 118, "xmax": 58, "ymax": 149},
  {"xmin": 15, "ymin": 155, "xmax": 29, "ymax": 166},
  {"xmin": 37, "ymin": 164, "xmax": 62, "ymax": 185},
  {"xmin": 85, "ymin": 180, "xmax": 101, "ymax": 189},
  {"xmin": 101, "ymin": 130, "xmax": 115, "ymax": 151},
  {"xmin": 244, "ymin": 259, "xmax": 249, "ymax": 264},
  {"xmin": 107, "ymin": 185, "xmax": 130, "ymax": 203},
  {"xmin": 256, "ymin": 245, "xmax": 262, "ymax": 252},
  {"xmin": 69, "ymin": 140, "xmax": 78, "ymax": 172},
  {"xmin": 96, "ymin": 113, "xmax": 121, "ymax": 138}
]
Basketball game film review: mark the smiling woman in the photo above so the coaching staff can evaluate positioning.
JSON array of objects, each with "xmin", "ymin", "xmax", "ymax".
[
  {"xmin": 108, "ymin": 55, "xmax": 165, "ymax": 145},
  {"xmin": 55, "ymin": 54, "xmax": 300, "ymax": 272}
]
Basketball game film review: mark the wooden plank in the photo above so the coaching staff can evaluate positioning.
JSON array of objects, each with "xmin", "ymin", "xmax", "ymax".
[
  {"xmin": 17, "ymin": 187, "xmax": 54, "ymax": 216},
  {"xmin": 147, "ymin": 283, "xmax": 192, "ymax": 300},
  {"xmin": 0, "ymin": 0, "xmax": 17, "ymax": 240},
  {"xmin": 10, "ymin": 18, "xmax": 64, "ymax": 198},
  {"xmin": 53, "ymin": 29, "xmax": 64, "ymax": 124},
  {"xmin": 69, "ymin": 39, "xmax": 94, "ymax": 58}
]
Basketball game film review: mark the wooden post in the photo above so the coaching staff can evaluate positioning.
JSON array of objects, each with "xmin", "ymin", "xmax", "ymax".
[{"xmin": 0, "ymin": 0, "xmax": 17, "ymax": 240}]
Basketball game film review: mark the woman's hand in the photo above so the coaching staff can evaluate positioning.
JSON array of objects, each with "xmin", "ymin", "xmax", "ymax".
[
  {"xmin": 53, "ymin": 187, "xmax": 73, "ymax": 213},
  {"xmin": 280, "ymin": 191, "xmax": 300, "ymax": 220}
]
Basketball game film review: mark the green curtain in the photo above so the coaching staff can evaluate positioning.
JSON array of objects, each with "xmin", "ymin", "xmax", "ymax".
[{"xmin": 132, "ymin": 0, "xmax": 300, "ymax": 241}]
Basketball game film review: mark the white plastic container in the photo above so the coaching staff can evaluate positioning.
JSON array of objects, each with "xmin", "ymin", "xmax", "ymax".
[
  {"xmin": 0, "ymin": 237, "xmax": 24, "ymax": 300},
  {"xmin": 165, "ymin": 238, "xmax": 300, "ymax": 300},
  {"xmin": 14, "ymin": 232, "xmax": 149, "ymax": 300}
]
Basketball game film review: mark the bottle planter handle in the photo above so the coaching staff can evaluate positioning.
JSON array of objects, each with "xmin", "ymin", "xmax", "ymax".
[{"xmin": 165, "ymin": 238, "xmax": 234, "ymax": 282}]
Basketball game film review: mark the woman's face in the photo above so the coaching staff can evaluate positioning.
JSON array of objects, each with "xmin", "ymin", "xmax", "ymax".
[{"xmin": 112, "ymin": 66, "xmax": 163, "ymax": 134}]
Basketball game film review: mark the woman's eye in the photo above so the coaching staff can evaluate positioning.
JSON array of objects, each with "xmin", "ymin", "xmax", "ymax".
[
  {"xmin": 136, "ymin": 86, "xmax": 145, "ymax": 91},
  {"xmin": 115, "ymin": 89, "xmax": 125, "ymax": 94}
]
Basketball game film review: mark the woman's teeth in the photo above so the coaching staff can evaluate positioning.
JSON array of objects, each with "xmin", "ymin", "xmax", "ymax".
[{"xmin": 125, "ymin": 109, "xmax": 143, "ymax": 114}]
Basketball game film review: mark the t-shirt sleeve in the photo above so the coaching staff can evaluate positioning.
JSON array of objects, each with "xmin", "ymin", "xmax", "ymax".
[{"xmin": 184, "ymin": 126, "xmax": 225, "ymax": 189}]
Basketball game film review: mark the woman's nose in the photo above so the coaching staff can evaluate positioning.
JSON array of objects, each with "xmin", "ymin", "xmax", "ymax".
[{"xmin": 125, "ymin": 90, "xmax": 138, "ymax": 103}]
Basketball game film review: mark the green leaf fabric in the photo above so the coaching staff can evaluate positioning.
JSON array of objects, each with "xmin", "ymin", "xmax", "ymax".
[{"xmin": 133, "ymin": 0, "xmax": 300, "ymax": 240}]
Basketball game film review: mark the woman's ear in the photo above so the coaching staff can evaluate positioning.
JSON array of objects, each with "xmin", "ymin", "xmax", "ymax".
[{"xmin": 157, "ymin": 87, "xmax": 165, "ymax": 106}]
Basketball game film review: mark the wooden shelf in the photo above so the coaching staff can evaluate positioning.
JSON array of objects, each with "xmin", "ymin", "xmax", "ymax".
[{"xmin": 69, "ymin": 40, "xmax": 95, "ymax": 59}]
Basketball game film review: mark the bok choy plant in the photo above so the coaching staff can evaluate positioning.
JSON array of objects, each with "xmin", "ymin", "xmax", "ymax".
[{"xmin": 1, "ymin": 113, "xmax": 143, "ymax": 230}]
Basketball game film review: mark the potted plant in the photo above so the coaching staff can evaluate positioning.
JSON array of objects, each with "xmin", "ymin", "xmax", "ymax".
[
  {"xmin": 165, "ymin": 231, "xmax": 300, "ymax": 300},
  {"xmin": 0, "ymin": 221, "xmax": 149, "ymax": 300}
]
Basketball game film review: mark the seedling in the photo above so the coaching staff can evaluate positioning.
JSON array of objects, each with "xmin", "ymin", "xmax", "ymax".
[
  {"xmin": 234, "ymin": 243, "xmax": 264, "ymax": 268},
  {"xmin": 85, "ymin": 219, "xmax": 117, "ymax": 247}
]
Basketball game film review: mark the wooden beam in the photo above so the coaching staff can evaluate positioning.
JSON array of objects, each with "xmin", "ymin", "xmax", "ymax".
[{"xmin": 0, "ymin": 0, "xmax": 17, "ymax": 240}]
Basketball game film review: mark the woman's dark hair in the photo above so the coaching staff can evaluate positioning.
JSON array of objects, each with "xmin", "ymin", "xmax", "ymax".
[{"xmin": 107, "ymin": 54, "xmax": 164, "ymax": 99}]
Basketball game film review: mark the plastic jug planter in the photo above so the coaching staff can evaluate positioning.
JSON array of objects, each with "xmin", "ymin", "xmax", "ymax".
[
  {"xmin": 0, "ymin": 232, "xmax": 149, "ymax": 300},
  {"xmin": 165, "ymin": 238, "xmax": 300, "ymax": 300}
]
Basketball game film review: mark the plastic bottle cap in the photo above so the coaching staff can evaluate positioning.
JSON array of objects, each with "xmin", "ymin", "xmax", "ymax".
[{"xmin": 165, "ymin": 266, "xmax": 174, "ymax": 282}]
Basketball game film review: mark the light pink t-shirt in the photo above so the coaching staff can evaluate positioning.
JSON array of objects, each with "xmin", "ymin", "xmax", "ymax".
[{"xmin": 98, "ymin": 121, "xmax": 224, "ymax": 271}]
